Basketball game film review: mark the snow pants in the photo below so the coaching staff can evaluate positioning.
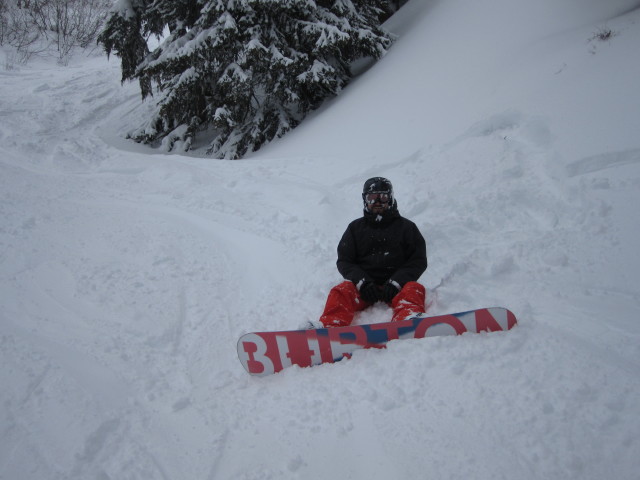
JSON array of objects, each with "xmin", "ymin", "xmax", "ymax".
[{"xmin": 319, "ymin": 281, "xmax": 426, "ymax": 327}]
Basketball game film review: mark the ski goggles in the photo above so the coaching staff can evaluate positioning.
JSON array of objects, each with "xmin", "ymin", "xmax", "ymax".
[{"xmin": 364, "ymin": 192, "xmax": 391, "ymax": 204}]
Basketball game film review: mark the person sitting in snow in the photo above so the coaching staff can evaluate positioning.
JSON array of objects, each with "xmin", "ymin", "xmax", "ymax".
[{"xmin": 318, "ymin": 177, "xmax": 428, "ymax": 327}]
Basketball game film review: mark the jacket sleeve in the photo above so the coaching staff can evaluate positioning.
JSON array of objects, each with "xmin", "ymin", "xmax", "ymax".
[
  {"xmin": 390, "ymin": 222, "xmax": 428, "ymax": 287},
  {"xmin": 336, "ymin": 224, "xmax": 371, "ymax": 287}
]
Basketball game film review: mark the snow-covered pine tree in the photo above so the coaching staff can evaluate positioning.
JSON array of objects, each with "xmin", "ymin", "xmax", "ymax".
[
  {"xmin": 99, "ymin": 0, "xmax": 394, "ymax": 159},
  {"xmin": 99, "ymin": 0, "xmax": 150, "ymax": 85}
]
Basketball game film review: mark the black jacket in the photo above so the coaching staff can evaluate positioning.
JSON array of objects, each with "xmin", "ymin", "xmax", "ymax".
[{"xmin": 336, "ymin": 202, "xmax": 427, "ymax": 287}]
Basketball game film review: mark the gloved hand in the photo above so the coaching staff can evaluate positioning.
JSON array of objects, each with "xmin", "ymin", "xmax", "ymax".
[
  {"xmin": 359, "ymin": 281, "xmax": 379, "ymax": 304},
  {"xmin": 381, "ymin": 281, "xmax": 400, "ymax": 303}
]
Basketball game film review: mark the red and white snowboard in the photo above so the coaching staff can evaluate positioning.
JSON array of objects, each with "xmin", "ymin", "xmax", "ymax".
[{"xmin": 237, "ymin": 307, "xmax": 517, "ymax": 376}]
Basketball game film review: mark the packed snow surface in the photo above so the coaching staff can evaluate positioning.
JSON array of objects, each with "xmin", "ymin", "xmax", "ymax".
[{"xmin": 2, "ymin": 0, "xmax": 640, "ymax": 478}]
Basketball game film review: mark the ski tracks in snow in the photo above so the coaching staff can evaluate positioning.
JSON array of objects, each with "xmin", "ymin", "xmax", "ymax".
[{"xmin": 0, "ymin": 59, "xmax": 345, "ymax": 476}]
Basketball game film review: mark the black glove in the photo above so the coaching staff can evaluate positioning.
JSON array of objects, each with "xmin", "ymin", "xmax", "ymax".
[
  {"xmin": 381, "ymin": 281, "xmax": 400, "ymax": 303},
  {"xmin": 359, "ymin": 281, "xmax": 379, "ymax": 304}
]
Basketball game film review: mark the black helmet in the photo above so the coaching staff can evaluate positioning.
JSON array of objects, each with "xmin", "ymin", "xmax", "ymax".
[{"xmin": 362, "ymin": 177, "xmax": 394, "ymax": 209}]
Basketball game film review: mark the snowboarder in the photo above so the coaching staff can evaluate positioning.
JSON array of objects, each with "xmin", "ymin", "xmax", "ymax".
[{"xmin": 318, "ymin": 177, "xmax": 428, "ymax": 327}]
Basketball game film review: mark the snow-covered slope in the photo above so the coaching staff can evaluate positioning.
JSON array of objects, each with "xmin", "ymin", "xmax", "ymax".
[
  {"xmin": 1, "ymin": 0, "xmax": 640, "ymax": 478},
  {"xmin": 256, "ymin": 0, "xmax": 640, "ymax": 163}
]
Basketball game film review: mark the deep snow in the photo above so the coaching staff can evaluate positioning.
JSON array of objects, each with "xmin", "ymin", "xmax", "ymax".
[{"xmin": 1, "ymin": 0, "xmax": 640, "ymax": 479}]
